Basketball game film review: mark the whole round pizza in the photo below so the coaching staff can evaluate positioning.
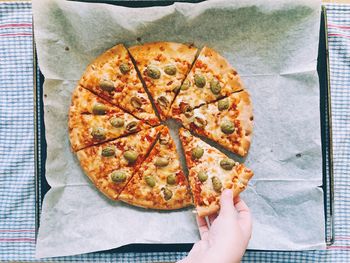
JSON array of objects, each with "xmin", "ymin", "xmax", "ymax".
[{"xmin": 68, "ymin": 42, "xmax": 254, "ymax": 217}]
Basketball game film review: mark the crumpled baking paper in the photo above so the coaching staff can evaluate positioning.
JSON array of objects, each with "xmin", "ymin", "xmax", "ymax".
[{"xmin": 32, "ymin": 0, "xmax": 325, "ymax": 258}]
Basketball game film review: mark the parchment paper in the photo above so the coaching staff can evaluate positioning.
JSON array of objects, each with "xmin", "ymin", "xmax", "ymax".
[{"xmin": 33, "ymin": 0, "xmax": 325, "ymax": 258}]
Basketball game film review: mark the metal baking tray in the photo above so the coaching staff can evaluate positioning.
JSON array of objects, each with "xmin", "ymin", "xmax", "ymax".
[{"xmin": 33, "ymin": 2, "xmax": 334, "ymax": 254}]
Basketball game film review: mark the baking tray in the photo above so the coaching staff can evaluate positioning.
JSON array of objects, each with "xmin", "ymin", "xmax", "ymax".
[{"xmin": 33, "ymin": 2, "xmax": 334, "ymax": 254}]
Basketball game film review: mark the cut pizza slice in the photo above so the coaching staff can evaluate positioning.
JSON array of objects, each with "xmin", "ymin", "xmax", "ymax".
[
  {"xmin": 174, "ymin": 90, "xmax": 253, "ymax": 157},
  {"xmin": 79, "ymin": 44, "xmax": 159, "ymax": 126},
  {"xmin": 171, "ymin": 46, "xmax": 244, "ymax": 116},
  {"xmin": 179, "ymin": 128, "xmax": 253, "ymax": 217},
  {"xmin": 69, "ymin": 86, "xmax": 150, "ymax": 151},
  {"xmin": 76, "ymin": 126, "xmax": 162, "ymax": 201},
  {"xmin": 129, "ymin": 42, "xmax": 198, "ymax": 119},
  {"xmin": 119, "ymin": 126, "xmax": 193, "ymax": 210}
]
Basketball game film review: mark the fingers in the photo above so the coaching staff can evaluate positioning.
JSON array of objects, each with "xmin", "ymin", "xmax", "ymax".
[
  {"xmin": 196, "ymin": 215, "xmax": 209, "ymax": 240},
  {"xmin": 236, "ymin": 198, "xmax": 252, "ymax": 240},
  {"xmin": 219, "ymin": 189, "xmax": 236, "ymax": 216}
]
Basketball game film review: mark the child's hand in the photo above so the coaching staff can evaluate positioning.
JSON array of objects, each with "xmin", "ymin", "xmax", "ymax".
[{"xmin": 178, "ymin": 189, "xmax": 252, "ymax": 263}]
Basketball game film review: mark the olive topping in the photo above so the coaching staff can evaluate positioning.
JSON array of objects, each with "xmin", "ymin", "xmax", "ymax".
[
  {"xmin": 194, "ymin": 74, "xmax": 206, "ymax": 88},
  {"xmin": 126, "ymin": 121, "xmax": 139, "ymax": 132},
  {"xmin": 197, "ymin": 170, "xmax": 208, "ymax": 182},
  {"xmin": 119, "ymin": 63, "xmax": 130, "ymax": 74},
  {"xmin": 164, "ymin": 64, "xmax": 177, "ymax": 75},
  {"xmin": 221, "ymin": 120, "xmax": 235, "ymax": 134},
  {"xmin": 99, "ymin": 79, "xmax": 115, "ymax": 92},
  {"xmin": 159, "ymin": 133, "xmax": 170, "ymax": 145},
  {"xmin": 210, "ymin": 78, "xmax": 222, "ymax": 95},
  {"xmin": 92, "ymin": 103, "xmax": 108, "ymax": 115},
  {"xmin": 220, "ymin": 158, "xmax": 236, "ymax": 170},
  {"xmin": 154, "ymin": 157, "xmax": 169, "ymax": 167},
  {"xmin": 157, "ymin": 96, "xmax": 169, "ymax": 108},
  {"xmin": 110, "ymin": 171, "xmax": 127, "ymax": 183},
  {"xmin": 101, "ymin": 146, "xmax": 115, "ymax": 157},
  {"xmin": 192, "ymin": 146, "xmax": 204, "ymax": 159},
  {"xmin": 162, "ymin": 187, "xmax": 173, "ymax": 201},
  {"xmin": 182, "ymin": 105, "xmax": 194, "ymax": 118},
  {"xmin": 147, "ymin": 65, "xmax": 161, "ymax": 79},
  {"xmin": 167, "ymin": 174, "xmax": 176, "ymax": 185},
  {"xmin": 172, "ymin": 85, "xmax": 180, "ymax": 93},
  {"xmin": 123, "ymin": 150, "xmax": 139, "ymax": 163},
  {"xmin": 144, "ymin": 175, "xmax": 156, "ymax": 187},
  {"xmin": 212, "ymin": 176, "xmax": 222, "ymax": 192},
  {"xmin": 193, "ymin": 117, "xmax": 207, "ymax": 129},
  {"xmin": 180, "ymin": 80, "xmax": 190, "ymax": 91},
  {"xmin": 91, "ymin": 127, "xmax": 106, "ymax": 140},
  {"xmin": 110, "ymin": 117, "xmax": 124, "ymax": 128},
  {"xmin": 218, "ymin": 98, "xmax": 230, "ymax": 111},
  {"xmin": 130, "ymin": 96, "xmax": 142, "ymax": 109}
]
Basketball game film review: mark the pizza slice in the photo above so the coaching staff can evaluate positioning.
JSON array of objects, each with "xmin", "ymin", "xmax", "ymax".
[
  {"xmin": 69, "ymin": 86, "xmax": 150, "ymax": 151},
  {"xmin": 76, "ymin": 126, "xmax": 162, "ymax": 201},
  {"xmin": 129, "ymin": 42, "xmax": 198, "ymax": 119},
  {"xmin": 174, "ymin": 90, "xmax": 253, "ymax": 157},
  {"xmin": 79, "ymin": 44, "xmax": 159, "ymax": 126},
  {"xmin": 179, "ymin": 128, "xmax": 253, "ymax": 217},
  {"xmin": 171, "ymin": 46, "xmax": 244, "ymax": 117},
  {"xmin": 119, "ymin": 126, "xmax": 192, "ymax": 209}
]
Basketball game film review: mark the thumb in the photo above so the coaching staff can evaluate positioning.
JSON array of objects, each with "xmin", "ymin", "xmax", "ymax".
[{"xmin": 219, "ymin": 189, "xmax": 236, "ymax": 216}]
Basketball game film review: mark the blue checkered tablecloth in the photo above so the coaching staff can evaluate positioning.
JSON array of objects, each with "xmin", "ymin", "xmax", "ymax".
[{"xmin": 1, "ymin": 1, "xmax": 350, "ymax": 262}]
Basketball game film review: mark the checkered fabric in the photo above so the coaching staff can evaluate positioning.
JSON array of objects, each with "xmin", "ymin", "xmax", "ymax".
[{"xmin": 0, "ymin": 1, "xmax": 350, "ymax": 262}]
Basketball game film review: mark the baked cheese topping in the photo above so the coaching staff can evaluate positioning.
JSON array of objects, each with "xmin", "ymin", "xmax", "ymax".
[
  {"xmin": 79, "ymin": 44, "xmax": 159, "ymax": 125},
  {"xmin": 76, "ymin": 126, "xmax": 160, "ymax": 200},
  {"xmin": 119, "ymin": 126, "xmax": 192, "ymax": 209},
  {"xmin": 171, "ymin": 46, "xmax": 243, "ymax": 116},
  {"xmin": 129, "ymin": 42, "xmax": 198, "ymax": 119},
  {"xmin": 176, "ymin": 90, "xmax": 253, "ymax": 156}
]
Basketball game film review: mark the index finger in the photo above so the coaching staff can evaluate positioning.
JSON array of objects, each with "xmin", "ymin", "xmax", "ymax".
[{"xmin": 196, "ymin": 215, "xmax": 209, "ymax": 240}]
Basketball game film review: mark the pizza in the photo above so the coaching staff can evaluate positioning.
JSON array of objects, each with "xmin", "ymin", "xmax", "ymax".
[
  {"xmin": 129, "ymin": 42, "xmax": 198, "ymax": 119},
  {"xmin": 119, "ymin": 126, "xmax": 192, "ymax": 209},
  {"xmin": 179, "ymin": 128, "xmax": 254, "ymax": 217},
  {"xmin": 171, "ymin": 46, "xmax": 244, "ymax": 117},
  {"xmin": 69, "ymin": 42, "xmax": 254, "ymax": 216},
  {"xmin": 69, "ymin": 86, "xmax": 150, "ymax": 151},
  {"xmin": 174, "ymin": 90, "xmax": 253, "ymax": 157},
  {"xmin": 79, "ymin": 44, "xmax": 159, "ymax": 126},
  {"xmin": 76, "ymin": 126, "xmax": 162, "ymax": 200}
]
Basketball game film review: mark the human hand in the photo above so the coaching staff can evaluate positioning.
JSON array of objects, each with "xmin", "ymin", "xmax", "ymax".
[{"xmin": 178, "ymin": 189, "xmax": 252, "ymax": 263}]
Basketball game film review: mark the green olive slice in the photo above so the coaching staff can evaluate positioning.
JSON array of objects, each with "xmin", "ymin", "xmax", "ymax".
[
  {"xmin": 119, "ymin": 63, "xmax": 130, "ymax": 74},
  {"xmin": 194, "ymin": 74, "xmax": 206, "ymax": 88},
  {"xmin": 167, "ymin": 174, "xmax": 176, "ymax": 185},
  {"xmin": 101, "ymin": 146, "xmax": 115, "ymax": 157},
  {"xmin": 220, "ymin": 158, "xmax": 236, "ymax": 170},
  {"xmin": 192, "ymin": 146, "xmax": 204, "ymax": 159},
  {"xmin": 212, "ymin": 176, "xmax": 222, "ymax": 192},
  {"xmin": 164, "ymin": 64, "xmax": 177, "ymax": 75},
  {"xmin": 197, "ymin": 170, "xmax": 208, "ymax": 182},
  {"xmin": 99, "ymin": 79, "xmax": 115, "ymax": 92},
  {"xmin": 162, "ymin": 187, "xmax": 173, "ymax": 200},
  {"xmin": 92, "ymin": 103, "xmax": 108, "ymax": 115},
  {"xmin": 154, "ymin": 157, "xmax": 169, "ymax": 167},
  {"xmin": 110, "ymin": 117, "xmax": 124, "ymax": 128},
  {"xmin": 126, "ymin": 121, "xmax": 139, "ymax": 132},
  {"xmin": 221, "ymin": 120, "xmax": 235, "ymax": 134},
  {"xmin": 110, "ymin": 171, "xmax": 127, "ymax": 183},
  {"xmin": 218, "ymin": 98, "xmax": 230, "ymax": 111},
  {"xmin": 123, "ymin": 150, "xmax": 139, "ymax": 163},
  {"xmin": 210, "ymin": 78, "xmax": 221, "ymax": 95},
  {"xmin": 144, "ymin": 175, "xmax": 156, "ymax": 187},
  {"xmin": 147, "ymin": 65, "xmax": 161, "ymax": 79},
  {"xmin": 91, "ymin": 127, "xmax": 106, "ymax": 140}
]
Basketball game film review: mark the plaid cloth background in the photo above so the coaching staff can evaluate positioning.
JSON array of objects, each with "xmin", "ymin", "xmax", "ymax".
[{"xmin": 0, "ymin": 1, "xmax": 350, "ymax": 262}]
